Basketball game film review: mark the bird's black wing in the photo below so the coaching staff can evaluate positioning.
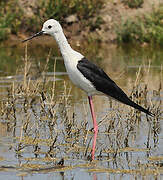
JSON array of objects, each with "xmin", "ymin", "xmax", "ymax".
[
  {"xmin": 77, "ymin": 57, "xmax": 153, "ymax": 116},
  {"xmin": 77, "ymin": 57, "xmax": 129, "ymax": 101}
]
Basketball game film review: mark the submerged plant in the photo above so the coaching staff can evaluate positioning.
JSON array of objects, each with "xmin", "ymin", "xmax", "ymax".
[{"xmin": 0, "ymin": 44, "xmax": 162, "ymax": 179}]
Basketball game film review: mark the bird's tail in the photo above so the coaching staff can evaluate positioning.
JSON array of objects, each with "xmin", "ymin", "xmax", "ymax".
[{"xmin": 125, "ymin": 98, "xmax": 154, "ymax": 117}]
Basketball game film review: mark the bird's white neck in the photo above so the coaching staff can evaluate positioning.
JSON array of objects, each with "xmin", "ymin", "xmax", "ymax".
[
  {"xmin": 52, "ymin": 27, "xmax": 84, "ymax": 65},
  {"xmin": 53, "ymin": 30, "xmax": 72, "ymax": 56}
]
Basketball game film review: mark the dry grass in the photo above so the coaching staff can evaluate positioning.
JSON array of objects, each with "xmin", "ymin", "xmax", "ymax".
[{"xmin": 0, "ymin": 46, "xmax": 162, "ymax": 179}]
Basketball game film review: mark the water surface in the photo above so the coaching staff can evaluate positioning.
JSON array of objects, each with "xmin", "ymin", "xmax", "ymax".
[{"xmin": 0, "ymin": 41, "xmax": 162, "ymax": 180}]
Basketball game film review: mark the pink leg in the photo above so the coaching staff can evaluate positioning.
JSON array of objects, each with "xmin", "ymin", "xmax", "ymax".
[{"xmin": 88, "ymin": 96, "xmax": 98, "ymax": 160}]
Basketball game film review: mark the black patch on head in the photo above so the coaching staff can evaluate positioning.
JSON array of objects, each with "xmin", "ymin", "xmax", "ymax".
[{"xmin": 77, "ymin": 57, "xmax": 153, "ymax": 116}]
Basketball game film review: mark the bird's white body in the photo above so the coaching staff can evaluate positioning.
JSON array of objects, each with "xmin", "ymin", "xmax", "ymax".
[
  {"xmin": 64, "ymin": 51, "xmax": 100, "ymax": 96},
  {"xmin": 23, "ymin": 19, "xmax": 153, "ymax": 160},
  {"xmin": 65, "ymin": 56, "xmax": 98, "ymax": 96},
  {"xmin": 42, "ymin": 19, "xmax": 99, "ymax": 96}
]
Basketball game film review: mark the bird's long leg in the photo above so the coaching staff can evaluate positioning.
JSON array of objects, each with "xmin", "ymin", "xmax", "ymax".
[{"xmin": 88, "ymin": 96, "xmax": 98, "ymax": 160}]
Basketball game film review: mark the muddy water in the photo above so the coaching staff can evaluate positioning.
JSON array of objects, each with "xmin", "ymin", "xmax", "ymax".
[{"xmin": 0, "ymin": 42, "xmax": 162, "ymax": 180}]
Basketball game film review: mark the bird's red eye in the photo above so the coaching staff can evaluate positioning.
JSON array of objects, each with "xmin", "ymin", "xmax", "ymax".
[{"xmin": 48, "ymin": 25, "xmax": 52, "ymax": 29}]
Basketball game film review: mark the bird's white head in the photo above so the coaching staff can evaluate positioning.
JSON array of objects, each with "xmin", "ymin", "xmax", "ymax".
[
  {"xmin": 22, "ymin": 19, "xmax": 63, "ymax": 43},
  {"xmin": 42, "ymin": 19, "xmax": 63, "ymax": 36}
]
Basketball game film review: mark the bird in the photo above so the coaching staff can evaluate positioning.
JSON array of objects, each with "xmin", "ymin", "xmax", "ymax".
[{"xmin": 22, "ymin": 19, "xmax": 154, "ymax": 160}]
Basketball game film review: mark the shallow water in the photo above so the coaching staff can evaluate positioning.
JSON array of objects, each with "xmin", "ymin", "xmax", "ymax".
[{"xmin": 0, "ymin": 41, "xmax": 162, "ymax": 180}]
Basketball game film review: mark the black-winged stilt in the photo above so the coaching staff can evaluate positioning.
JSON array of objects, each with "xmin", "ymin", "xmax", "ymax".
[{"xmin": 22, "ymin": 19, "xmax": 154, "ymax": 160}]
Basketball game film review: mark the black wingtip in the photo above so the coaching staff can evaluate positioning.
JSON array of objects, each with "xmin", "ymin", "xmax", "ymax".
[
  {"xmin": 123, "ymin": 98, "xmax": 154, "ymax": 117},
  {"xmin": 139, "ymin": 106, "xmax": 154, "ymax": 117},
  {"xmin": 147, "ymin": 110, "xmax": 155, "ymax": 117}
]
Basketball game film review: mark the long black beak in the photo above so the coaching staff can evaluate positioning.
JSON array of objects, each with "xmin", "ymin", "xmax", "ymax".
[{"xmin": 22, "ymin": 31, "xmax": 44, "ymax": 43}]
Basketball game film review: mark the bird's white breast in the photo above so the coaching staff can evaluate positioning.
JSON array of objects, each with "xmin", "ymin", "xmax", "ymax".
[{"xmin": 62, "ymin": 51, "xmax": 99, "ymax": 96}]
